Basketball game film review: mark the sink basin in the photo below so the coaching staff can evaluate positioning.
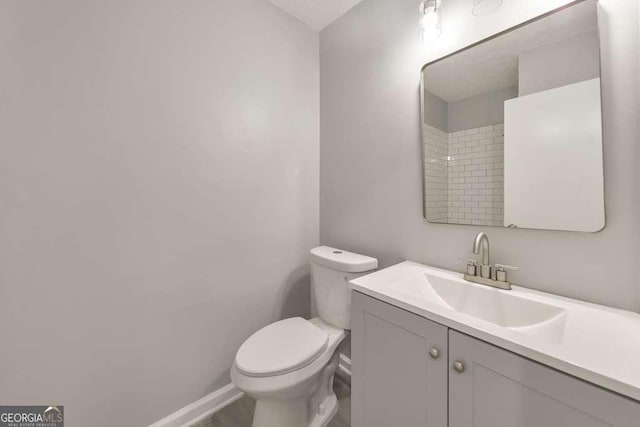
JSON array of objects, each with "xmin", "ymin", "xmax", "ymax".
[{"xmin": 389, "ymin": 271, "xmax": 566, "ymax": 329}]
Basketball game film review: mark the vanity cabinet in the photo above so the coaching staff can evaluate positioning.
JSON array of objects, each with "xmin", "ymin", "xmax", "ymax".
[
  {"xmin": 351, "ymin": 291, "xmax": 448, "ymax": 427},
  {"xmin": 351, "ymin": 292, "xmax": 640, "ymax": 427},
  {"xmin": 448, "ymin": 330, "xmax": 640, "ymax": 427}
]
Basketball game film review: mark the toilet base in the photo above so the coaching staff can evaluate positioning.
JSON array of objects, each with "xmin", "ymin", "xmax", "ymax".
[
  {"xmin": 309, "ymin": 351, "xmax": 340, "ymax": 427},
  {"xmin": 309, "ymin": 393, "xmax": 338, "ymax": 427},
  {"xmin": 251, "ymin": 394, "xmax": 338, "ymax": 427},
  {"xmin": 251, "ymin": 352, "xmax": 341, "ymax": 427},
  {"xmin": 252, "ymin": 396, "xmax": 308, "ymax": 427}
]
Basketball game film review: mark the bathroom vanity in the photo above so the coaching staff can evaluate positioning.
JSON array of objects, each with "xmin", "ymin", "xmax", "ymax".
[{"xmin": 349, "ymin": 262, "xmax": 640, "ymax": 427}]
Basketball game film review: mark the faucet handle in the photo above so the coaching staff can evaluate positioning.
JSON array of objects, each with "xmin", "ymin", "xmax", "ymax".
[
  {"xmin": 494, "ymin": 264, "xmax": 519, "ymax": 282},
  {"xmin": 495, "ymin": 264, "xmax": 519, "ymax": 271},
  {"xmin": 458, "ymin": 258, "xmax": 478, "ymax": 276}
]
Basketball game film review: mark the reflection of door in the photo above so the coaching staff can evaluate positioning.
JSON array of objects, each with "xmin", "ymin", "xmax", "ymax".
[
  {"xmin": 504, "ymin": 78, "xmax": 604, "ymax": 232},
  {"xmin": 351, "ymin": 292, "xmax": 447, "ymax": 427},
  {"xmin": 449, "ymin": 330, "xmax": 640, "ymax": 427}
]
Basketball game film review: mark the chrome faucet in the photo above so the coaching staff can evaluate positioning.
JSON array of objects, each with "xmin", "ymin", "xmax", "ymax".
[
  {"xmin": 472, "ymin": 232, "xmax": 490, "ymax": 278},
  {"xmin": 459, "ymin": 232, "xmax": 519, "ymax": 290}
]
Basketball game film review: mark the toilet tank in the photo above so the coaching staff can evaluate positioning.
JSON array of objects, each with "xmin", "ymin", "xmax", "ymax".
[{"xmin": 310, "ymin": 246, "xmax": 378, "ymax": 330}]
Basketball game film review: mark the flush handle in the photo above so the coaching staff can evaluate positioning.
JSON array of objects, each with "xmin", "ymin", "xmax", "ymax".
[
  {"xmin": 452, "ymin": 360, "xmax": 466, "ymax": 374},
  {"xmin": 428, "ymin": 347, "xmax": 440, "ymax": 360}
]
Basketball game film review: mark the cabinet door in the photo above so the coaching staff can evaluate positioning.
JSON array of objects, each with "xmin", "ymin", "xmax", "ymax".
[
  {"xmin": 351, "ymin": 292, "xmax": 448, "ymax": 427},
  {"xmin": 449, "ymin": 330, "xmax": 640, "ymax": 427}
]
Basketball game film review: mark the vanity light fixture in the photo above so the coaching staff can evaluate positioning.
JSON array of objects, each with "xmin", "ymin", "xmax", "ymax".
[
  {"xmin": 419, "ymin": 0, "xmax": 442, "ymax": 43},
  {"xmin": 471, "ymin": 0, "xmax": 503, "ymax": 16}
]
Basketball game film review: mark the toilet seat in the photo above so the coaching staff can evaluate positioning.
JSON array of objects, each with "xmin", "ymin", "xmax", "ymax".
[{"xmin": 235, "ymin": 317, "xmax": 329, "ymax": 378}]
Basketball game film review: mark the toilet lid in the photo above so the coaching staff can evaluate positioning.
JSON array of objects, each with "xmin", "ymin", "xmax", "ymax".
[{"xmin": 235, "ymin": 317, "xmax": 329, "ymax": 377}]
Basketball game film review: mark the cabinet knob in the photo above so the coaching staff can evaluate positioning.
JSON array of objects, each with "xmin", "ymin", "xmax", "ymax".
[
  {"xmin": 452, "ymin": 360, "xmax": 465, "ymax": 374},
  {"xmin": 428, "ymin": 347, "xmax": 440, "ymax": 360}
]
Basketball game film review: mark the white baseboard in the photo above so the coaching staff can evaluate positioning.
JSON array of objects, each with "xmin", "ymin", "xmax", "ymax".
[
  {"xmin": 149, "ymin": 354, "xmax": 352, "ymax": 427},
  {"xmin": 337, "ymin": 353, "xmax": 352, "ymax": 381},
  {"xmin": 149, "ymin": 383, "xmax": 244, "ymax": 427}
]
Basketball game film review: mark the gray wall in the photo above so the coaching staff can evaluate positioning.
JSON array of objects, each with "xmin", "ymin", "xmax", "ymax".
[
  {"xmin": 423, "ymin": 89, "xmax": 449, "ymax": 131},
  {"xmin": 320, "ymin": 0, "xmax": 639, "ymax": 311},
  {"xmin": 519, "ymin": 30, "xmax": 600, "ymax": 96},
  {"xmin": 447, "ymin": 86, "xmax": 517, "ymax": 132},
  {"xmin": 423, "ymin": 86, "xmax": 517, "ymax": 132},
  {"xmin": 0, "ymin": 1, "xmax": 318, "ymax": 426}
]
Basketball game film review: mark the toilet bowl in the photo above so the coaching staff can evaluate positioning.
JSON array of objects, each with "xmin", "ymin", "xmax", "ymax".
[
  {"xmin": 230, "ymin": 246, "xmax": 377, "ymax": 427},
  {"xmin": 231, "ymin": 318, "xmax": 345, "ymax": 427}
]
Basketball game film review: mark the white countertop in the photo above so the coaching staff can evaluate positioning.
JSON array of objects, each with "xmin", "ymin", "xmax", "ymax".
[{"xmin": 350, "ymin": 261, "xmax": 640, "ymax": 402}]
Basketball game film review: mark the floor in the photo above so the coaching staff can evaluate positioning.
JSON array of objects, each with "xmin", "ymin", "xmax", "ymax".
[{"xmin": 192, "ymin": 376, "xmax": 351, "ymax": 427}]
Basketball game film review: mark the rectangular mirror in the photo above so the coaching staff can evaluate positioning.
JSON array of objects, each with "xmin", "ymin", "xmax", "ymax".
[{"xmin": 420, "ymin": 0, "xmax": 604, "ymax": 232}]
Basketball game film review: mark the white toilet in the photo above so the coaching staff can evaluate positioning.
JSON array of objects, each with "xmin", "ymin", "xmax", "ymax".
[{"xmin": 230, "ymin": 246, "xmax": 377, "ymax": 427}]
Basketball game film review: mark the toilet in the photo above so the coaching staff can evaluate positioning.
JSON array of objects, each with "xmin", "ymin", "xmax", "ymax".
[{"xmin": 230, "ymin": 246, "xmax": 377, "ymax": 427}]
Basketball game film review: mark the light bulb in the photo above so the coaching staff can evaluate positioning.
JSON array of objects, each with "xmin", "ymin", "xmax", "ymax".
[{"xmin": 419, "ymin": 0, "xmax": 442, "ymax": 43}]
